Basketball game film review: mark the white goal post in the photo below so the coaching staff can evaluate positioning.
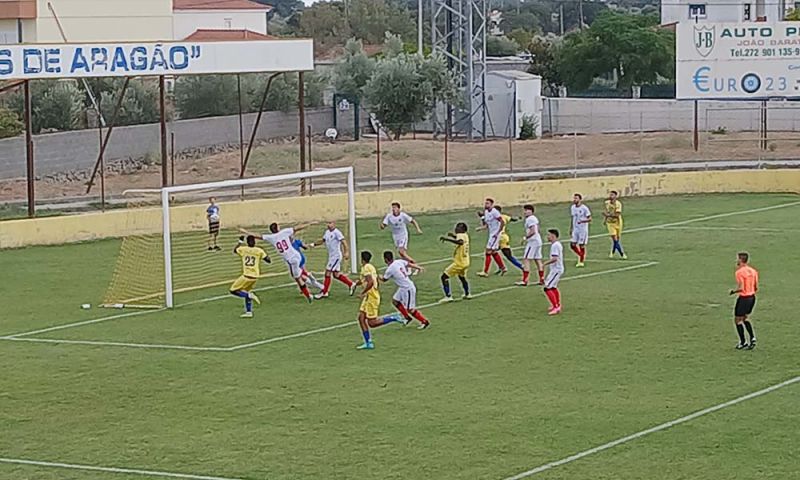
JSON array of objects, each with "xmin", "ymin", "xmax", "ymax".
[{"xmin": 119, "ymin": 167, "xmax": 358, "ymax": 309}]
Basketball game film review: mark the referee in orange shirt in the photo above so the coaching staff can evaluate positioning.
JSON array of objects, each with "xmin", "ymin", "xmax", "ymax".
[{"xmin": 730, "ymin": 252, "xmax": 759, "ymax": 350}]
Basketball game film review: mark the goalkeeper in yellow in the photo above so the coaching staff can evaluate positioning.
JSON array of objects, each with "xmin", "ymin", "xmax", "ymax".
[
  {"xmin": 230, "ymin": 235, "xmax": 271, "ymax": 318},
  {"xmin": 603, "ymin": 191, "xmax": 627, "ymax": 259}
]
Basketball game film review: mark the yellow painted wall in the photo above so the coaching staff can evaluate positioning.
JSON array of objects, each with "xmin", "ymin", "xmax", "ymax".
[{"xmin": 2, "ymin": 169, "xmax": 798, "ymax": 249}]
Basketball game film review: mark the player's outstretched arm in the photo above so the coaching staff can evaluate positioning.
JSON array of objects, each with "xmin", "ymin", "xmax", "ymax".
[
  {"xmin": 238, "ymin": 228, "xmax": 260, "ymax": 238},
  {"xmin": 411, "ymin": 218, "xmax": 423, "ymax": 234},
  {"xmin": 292, "ymin": 222, "xmax": 318, "ymax": 233},
  {"xmin": 440, "ymin": 235, "xmax": 463, "ymax": 245},
  {"xmin": 406, "ymin": 261, "xmax": 425, "ymax": 273}
]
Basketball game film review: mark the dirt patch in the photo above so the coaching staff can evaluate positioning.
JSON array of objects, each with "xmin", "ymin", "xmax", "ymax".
[{"xmin": 2, "ymin": 130, "xmax": 798, "ymax": 204}]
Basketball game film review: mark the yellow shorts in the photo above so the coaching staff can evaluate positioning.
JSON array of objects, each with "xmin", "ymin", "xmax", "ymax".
[
  {"xmin": 360, "ymin": 294, "xmax": 381, "ymax": 319},
  {"xmin": 606, "ymin": 221, "xmax": 623, "ymax": 237},
  {"xmin": 499, "ymin": 232, "xmax": 511, "ymax": 249},
  {"xmin": 230, "ymin": 275, "xmax": 257, "ymax": 292},
  {"xmin": 444, "ymin": 262, "xmax": 469, "ymax": 277}
]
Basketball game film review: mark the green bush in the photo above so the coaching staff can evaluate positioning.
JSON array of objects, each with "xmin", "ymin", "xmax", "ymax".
[
  {"xmin": 519, "ymin": 115, "xmax": 539, "ymax": 140},
  {"xmin": 0, "ymin": 107, "xmax": 23, "ymax": 139}
]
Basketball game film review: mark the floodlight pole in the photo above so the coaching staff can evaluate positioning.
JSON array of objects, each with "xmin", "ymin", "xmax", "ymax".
[
  {"xmin": 86, "ymin": 77, "xmax": 130, "ymax": 194},
  {"xmin": 242, "ymin": 73, "xmax": 281, "ymax": 177},
  {"xmin": 23, "ymin": 80, "xmax": 34, "ymax": 217},
  {"xmin": 693, "ymin": 100, "xmax": 699, "ymax": 152}
]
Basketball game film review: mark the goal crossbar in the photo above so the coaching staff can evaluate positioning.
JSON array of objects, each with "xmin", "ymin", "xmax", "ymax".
[{"xmin": 125, "ymin": 167, "xmax": 358, "ymax": 308}]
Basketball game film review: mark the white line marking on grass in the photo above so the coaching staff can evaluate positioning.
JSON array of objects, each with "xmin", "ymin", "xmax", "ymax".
[
  {"xmin": 0, "ymin": 457, "xmax": 246, "ymax": 480},
  {"xmin": 0, "ymin": 337, "xmax": 230, "ymax": 352},
  {"xmin": 501, "ymin": 375, "xmax": 800, "ymax": 480},
  {"xmin": 228, "ymin": 262, "xmax": 659, "ymax": 352},
  {"xmin": 660, "ymin": 225, "xmax": 800, "ymax": 233},
  {"xmin": 4, "ymin": 199, "xmax": 798, "ymax": 342}
]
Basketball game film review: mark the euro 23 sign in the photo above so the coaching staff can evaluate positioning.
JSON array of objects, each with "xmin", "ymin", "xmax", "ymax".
[{"xmin": 677, "ymin": 22, "xmax": 800, "ymax": 99}]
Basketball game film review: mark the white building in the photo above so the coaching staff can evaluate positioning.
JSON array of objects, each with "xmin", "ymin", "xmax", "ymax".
[
  {"xmin": 0, "ymin": 0, "xmax": 273, "ymax": 45},
  {"xmin": 486, "ymin": 70, "xmax": 543, "ymax": 139},
  {"xmin": 173, "ymin": 0, "xmax": 271, "ymax": 40},
  {"xmin": 0, "ymin": 0, "xmax": 173, "ymax": 44},
  {"xmin": 661, "ymin": 0, "xmax": 798, "ymax": 25}
]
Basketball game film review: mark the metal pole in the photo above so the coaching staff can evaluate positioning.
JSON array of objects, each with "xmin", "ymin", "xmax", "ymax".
[
  {"xmin": 170, "ymin": 132, "xmax": 176, "ymax": 186},
  {"xmin": 237, "ymin": 74, "xmax": 245, "ymax": 198},
  {"xmin": 23, "ymin": 80, "xmax": 34, "ymax": 218},
  {"xmin": 307, "ymin": 124, "xmax": 313, "ymax": 194},
  {"xmin": 559, "ymin": 3, "xmax": 565, "ymax": 35},
  {"xmin": 578, "ymin": 0, "xmax": 584, "ymax": 30},
  {"xmin": 99, "ymin": 121, "xmax": 105, "ymax": 211},
  {"xmin": 508, "ymin": 135, "xmax": 513, "ymax": 174},
  {"xmin": 693, "ymin": 100, "xmax": 699, "ymax": 152},
  {"xmin": 418, "ymin": 0, "xmax": 424, "ymax": 54},
  {"xmin": 242, "ymin": 73, "xmax": 280, "ymax": 176},
  {"xmin": 376, "ymin": 129, "xmax": 381, "ymax": 191},
  {"xmin": 639, "ymin": 111, "xmax": 643, "ymax": 162},
  {"xmin": 761, "ymin": 100, "xmax": 767, "ymax": 150},
  {"xmin": 86, "ymin": 77, "xmax": 130, "ymax": 194},
  {"xmin": 299, "ymin": 71, "xmax": 307, "ymax": 195},
  {"xmin": 444, "ymin": 117, "xmax": 449, "ymax": 177},
  {"xmin": 159, "ymin": 76, "xmax": 168, "ymax": 188}
]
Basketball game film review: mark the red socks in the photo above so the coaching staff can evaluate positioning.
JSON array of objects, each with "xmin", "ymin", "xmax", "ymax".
[
  {"xmin": 553, "ymin": 288, "xmax": 561, "ymax": 306},
  {"xmin": 522, "ymin": 270, "xmax": 530, "ymax": 284},
  {"xmin": 492, "ymin": 252, "xmax": 506, "ymax": 270},
  {"xmin": 538, "ymin": 269, "xmax": 545, "ymax": 283},
  {"xmin": 322, "ymin": 275, "xmax": 332, "ymax": 294},
  {"xmin": 411, "ymin": 310, "xmax": 429, "ymax": 325},
  {"xmin": 579, "ymin": 247, "xmax": 586, "ymax": 262},
  {"xmin": 483, "ymin": 254, "xmax": 492, "ymax": 273},
  {"xmin": 544, "ymin": 289, "xmax": 557, "ymax": 308},
  {"xmin": 335, "ymin": 273, "xmax": 354, "ymax": 287},
  {"xmin": 300, "ymin": 284, "xmax": 312, "ymax": 299},
  {"xmin": 570, "ymin": 244, "xmax": 582, "ymax": 256},
  {"xmin": 396, "ymin": 303, "xmax": 411, "ymax": 320}
]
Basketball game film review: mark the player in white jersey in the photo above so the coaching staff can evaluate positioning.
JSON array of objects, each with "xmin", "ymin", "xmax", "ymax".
[
  {"xmin": 379, "ymin": 251, "xmax": 430, "ymax": 329},
  {"xmin": 476, "ymin": 197, "xmax": 507, "ymax": 277},
  {"xmin": 380, "ymin": 202, "xmax": 422, "ymax": 263},
  {"xmin": 516, "ymin": 204, "xmax": 544, "ymax": 286},
  {"xmin": 313, "ymin": 221, "xmax": 357, "ymax": 299},
  {"xmin": 569, "ymin": 193, "xmax": 592, "ymax": 268},
  {"xmin": 542, "ymin": 229, "xmax": 564, "ymax": 315},
  {"xmin": 240, "ymin": 222, "xmax": 317, "ymax": 303}
]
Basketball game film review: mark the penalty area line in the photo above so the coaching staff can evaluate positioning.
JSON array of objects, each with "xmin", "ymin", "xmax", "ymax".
[
  {"xmin": 501, "ymin": 375, "xmax": 800, "ymax": 480},
  {"xmin": 4, "ymin": 199, "xmax": 797, "ymax": 341},
  {"xmin": 228, "ymin": 261, "xmax": 659, "ymax": 352},
  {"xmin": 0, "ymin": 457, "xmax": 245, "ymax": 480}
]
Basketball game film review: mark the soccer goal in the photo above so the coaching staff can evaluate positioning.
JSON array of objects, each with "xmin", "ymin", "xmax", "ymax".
[{"xmin": 102, "ymin": 167, "xmax": 358, "ymax": 309}]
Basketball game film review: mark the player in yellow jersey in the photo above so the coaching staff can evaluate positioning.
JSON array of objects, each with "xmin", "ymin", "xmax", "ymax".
[
  {"xmin": 229, "ymin": 235, "xmax": 271, "ymax": 318},
  {"xmin": 602, "ymin": 190, "xmax": 627, "ymax": 259},
  {"xmin": 438, "ymin": 222, "xmax": 473, "ymax": 302},
  {"xmin": 495, "ymin": 206, "xmax": 524, "ymax": 273},
  {"xmin": 355, "ymin": 251, "xmax": 402, "ymax": 350}
]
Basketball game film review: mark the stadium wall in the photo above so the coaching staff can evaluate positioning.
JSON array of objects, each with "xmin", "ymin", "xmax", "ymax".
[{"xmin": 1, "ymin": 169, "xmax": 798, "ymax": 249}]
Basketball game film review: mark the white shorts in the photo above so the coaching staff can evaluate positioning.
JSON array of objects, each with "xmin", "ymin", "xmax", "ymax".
[
  {"xmin": 486, "ymin": 232, "xmax": 501, "ymax": 251},
  {"xmin": 393, "ymin": 234, "xmax": 409, "ymax": 250},
  {"xmin": 571, "ymin": 229, "xmax": 589, "ymax": 245},
  {"xmin": 523, "ymin": 242, "xmax": 543, "ymax": 260},
  {"xmin": 326, "ymin": 256, "xmax": 343, "ymax": 272},
  {"xmin": 544, "ymin": 269, "xmax": 563, "ymax": 289},
  {"xmin": 285, "ymin": 257, "xmax": 303, "ymax": 279},
  {"xmin": 392, "ymin": 286, "xmax": 417, "ymax": 310}
]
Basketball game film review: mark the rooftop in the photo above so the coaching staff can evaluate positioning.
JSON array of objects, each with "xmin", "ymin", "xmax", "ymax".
[
  {"xmin": 183, "ymin": 29, "xmax": 276, "ymax": 41},
  {"xmin": 173, "ymin": 0, "xmax": 271, "ymax": 11}
]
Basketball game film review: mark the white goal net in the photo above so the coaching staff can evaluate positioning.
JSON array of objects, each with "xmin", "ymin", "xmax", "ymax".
[{"xmin": 103, "ymin": 167, "xmax": 357, "ymax": 308}]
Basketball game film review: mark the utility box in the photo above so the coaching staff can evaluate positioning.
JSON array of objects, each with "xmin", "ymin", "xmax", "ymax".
[{"xmin": 486, "ymin": 70, "xmax": 543, "ymax": 139}]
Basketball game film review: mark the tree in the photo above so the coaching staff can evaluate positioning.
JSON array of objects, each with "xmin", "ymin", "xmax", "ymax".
[
  {"xmin": 0, "ymin": 106, "xmax": 23, "ymax": 139},
  {"xmin": 175, "ymin": 75, "xmax": 242, "ymax": 119},
  {"xmin": 365, "ymin": 43, "xmax": 459, "ymax": 138},
  {"xmin": 487, "ymin": 35, "xmax": 520, "ymax": 56},
  {"xmin": 348, "ymin": 0, "xmax": 416, "ymax": 44},
  {"xmin": 99, "ymin": 79, "xmax": 160, "ymax": 126},
  {"xmin": 298, "ymin": 2, "xmax": 350, "ymax": 49},
  {"xmin": 333, "ymin": 38, "xmax": 375, "ymax": 99},
  {"xmin": 527, "ymin": 34, "xmax": 562, "ymax": 95},
  {"xmin": 252, "ymin": 0, "xmax": 302, "ymax": 19},
  {"xmin": 6, "ymin": 80, "xmax": 84, "ymax": 133},
  {"xmin": 555, "ymin": 11, "xmax": 674, "ymax": 91},
  {"xmin": 786, "ymin": 8, "xmax": 800, "ymax": 20}
]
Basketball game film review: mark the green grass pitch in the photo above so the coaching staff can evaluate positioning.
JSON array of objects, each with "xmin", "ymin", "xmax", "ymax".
[{"xmin": 1, "ymin": 193, "xmax": 799, "ymax": 480}]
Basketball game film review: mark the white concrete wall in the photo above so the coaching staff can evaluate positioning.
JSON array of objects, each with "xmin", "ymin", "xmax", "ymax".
[
  {"xmin": 173, "ymin": 10, "xmax": 267, "ymax": 39},
  {"xmin": 662, "ymin": 0, "xmax": 791, "ymax": 24},
  {"xmin": 33, "ymin": 0, "xmax": 173, "ymax": 42},
  {"xmin": 516, "ymin": 77, "xmax": 542, "ymax": 138},
  {"xmin": 0, "ymin": 19, "xmax": 19, "ymax": 44}
]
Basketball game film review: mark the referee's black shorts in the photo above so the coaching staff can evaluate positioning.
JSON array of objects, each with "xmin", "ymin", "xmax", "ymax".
[
  {"xmin": 208, "ymin": 221, "xmax": 220, "ymax": 235},
  {"xmin": 734, "ymin": 295, "xmax": 756, "ymax": 317}
]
